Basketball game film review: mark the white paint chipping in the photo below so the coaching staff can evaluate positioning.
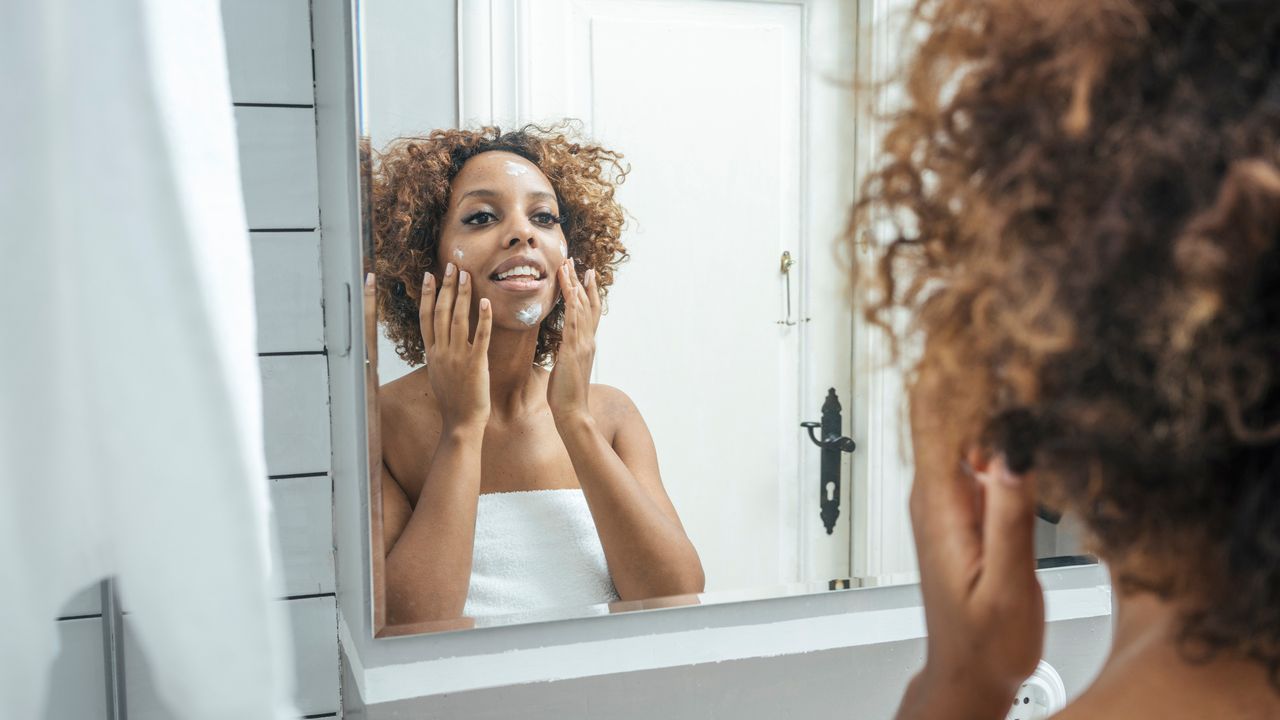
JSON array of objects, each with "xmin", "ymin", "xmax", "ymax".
[{"xmin": 515, "ymin": 302, "xmax": 542, "ymax": 326}]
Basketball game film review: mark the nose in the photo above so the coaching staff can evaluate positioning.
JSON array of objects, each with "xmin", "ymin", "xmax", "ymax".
[{"xmin": 503, "ymin": 217, "xmax": 539, "ymax": 249}]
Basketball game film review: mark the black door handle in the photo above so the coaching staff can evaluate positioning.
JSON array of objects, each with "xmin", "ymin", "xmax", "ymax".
[{"xmin": 802, "ymin": 388, "xmax": 857, "ymax": 535}]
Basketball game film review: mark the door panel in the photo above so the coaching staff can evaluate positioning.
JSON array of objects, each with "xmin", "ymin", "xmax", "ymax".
[{"xmin": 461, "ymin": 0, "xmax": 856, "ymax": 591}]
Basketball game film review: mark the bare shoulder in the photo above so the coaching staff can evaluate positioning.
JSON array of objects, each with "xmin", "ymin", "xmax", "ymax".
[
  {"xmin": 378, "ymin": 367, "xmax": 433, "ymax": 417},
  {"xmin": 589, "ymin": 383, "xmax": 642, "ymax": 418},
  {"xmin": 377, "ymin": 367, "xmax": 441, "ymax": 480},
  {"xmin": 588, "ymin": 383, "xmax": 647, "ymax": 439}
]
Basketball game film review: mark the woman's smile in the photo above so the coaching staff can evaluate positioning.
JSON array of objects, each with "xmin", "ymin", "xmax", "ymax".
[{"xmin": 487, "ymin": 254, "xmax": 549, "ymax": 293}]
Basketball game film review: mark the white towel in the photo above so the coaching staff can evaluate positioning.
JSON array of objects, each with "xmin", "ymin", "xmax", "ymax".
[{"xmin": 463, "ymin": 489, "xmax": 620, "ymax": 617}]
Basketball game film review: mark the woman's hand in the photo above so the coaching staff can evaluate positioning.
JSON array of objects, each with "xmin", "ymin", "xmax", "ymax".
[
  {"xmin": 548, "ymin": 259, "xmax": 601, "ymax": 423},
  {"xmin": 896, "ymin": 372, "xmax": 1045, "ymax": 720},
  {"xmin": 363, "ymin": 272, "xmax": 379, "ymax": 375},
  {"xmin": 419, "ymin": 262, "xmax": 493, "ymax": 431}
]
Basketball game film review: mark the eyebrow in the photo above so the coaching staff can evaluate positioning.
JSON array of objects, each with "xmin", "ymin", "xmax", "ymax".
[{"xmin": 458, "ymin": 188, "xmax": 557, "ymax": 204}]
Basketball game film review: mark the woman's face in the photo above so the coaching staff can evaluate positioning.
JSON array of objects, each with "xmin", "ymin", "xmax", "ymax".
[{"xmin": 437, "ymin": 151, "xmax": 569, "ymax": 332}]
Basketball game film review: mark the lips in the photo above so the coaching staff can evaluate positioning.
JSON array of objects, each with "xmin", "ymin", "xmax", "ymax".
[{"xmin": 488, "ymin": 255, "xmax": 548, "ymax": 292}]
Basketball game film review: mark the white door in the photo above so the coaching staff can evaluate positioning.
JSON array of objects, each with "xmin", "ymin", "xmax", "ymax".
[{"xmin": 461, "ymin": 0, "xmax": 859, "ymax": 592}]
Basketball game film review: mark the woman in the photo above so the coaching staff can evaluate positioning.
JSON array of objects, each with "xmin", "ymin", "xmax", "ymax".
[
  {"xmin": 371, "ymin": 126, "xmax": 704, "ymax": 624},
  {"xmin": 857, "ymin": 1, "xmax": 1280, "ymax": 717}
]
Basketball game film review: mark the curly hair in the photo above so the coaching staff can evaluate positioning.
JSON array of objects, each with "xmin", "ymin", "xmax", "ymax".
[
  {"xmin": 370, "ymin": 123, "xmax": 629, "ymax": 367},
  {"xmin": 853, "ymin": 0, "xmax": 1280, "ymax": 684}
]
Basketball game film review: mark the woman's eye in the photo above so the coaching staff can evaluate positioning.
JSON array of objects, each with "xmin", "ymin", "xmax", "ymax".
[
  {"xmin": 533, "ymin": 212, "xmax": 561, "ymax": 226},
  {"xmin": 463, "ymin": 211, "xmax": 496, "ymax": 225}
]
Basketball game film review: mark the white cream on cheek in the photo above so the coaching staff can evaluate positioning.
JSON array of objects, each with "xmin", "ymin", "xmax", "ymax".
[
  {"xmin": 504, "ymin": 160, "xmax": 529, "ymax": 177},
  {"xmin": 559, "ymin": 240, "xmax": 568, "ymax": 258},
  {"xmin": 515, "ymin": 302, "xmax": 542, "ymax": 327},
  {"xmin": 453, "ymin": 246, "xmax": 465, "ymax": 263}
]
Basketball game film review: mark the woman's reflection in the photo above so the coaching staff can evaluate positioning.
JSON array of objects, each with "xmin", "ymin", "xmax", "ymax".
[{"xmin": 370, "ymin": 125, "xmax": 704, "ymax": 624}]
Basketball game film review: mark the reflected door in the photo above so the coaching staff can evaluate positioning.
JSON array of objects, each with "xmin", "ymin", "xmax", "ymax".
[{"xmin": 461, "ymin": 0, "xmax": 858, "ymax": 592}]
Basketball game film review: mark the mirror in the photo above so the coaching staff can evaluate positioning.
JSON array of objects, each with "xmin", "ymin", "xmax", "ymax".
[{"xmin": 357, "ymin": 0, "xmax": 1089, "ymax": 637}]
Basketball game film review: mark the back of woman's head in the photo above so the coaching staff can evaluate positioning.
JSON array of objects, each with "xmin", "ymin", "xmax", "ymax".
[{"xmin": 855, "ymin": 0, "xmax": 1280, "ymax": 681}]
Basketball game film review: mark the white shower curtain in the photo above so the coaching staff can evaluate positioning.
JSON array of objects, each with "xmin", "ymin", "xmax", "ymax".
[{"xmin": 0, "ymin": 1, "xmax": 297, "ymax": 718}]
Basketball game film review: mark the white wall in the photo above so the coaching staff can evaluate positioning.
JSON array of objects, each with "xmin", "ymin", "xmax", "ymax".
[
  {"xmin": 362, "ymin": 1, "xmax": 458, "ymax": 385},
  {"xmin": 362, "ymin": 0, "xmax": 458, "ymax": 149}
]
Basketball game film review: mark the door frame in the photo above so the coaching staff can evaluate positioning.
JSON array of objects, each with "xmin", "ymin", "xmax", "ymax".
[{"xmin": 848, "ymin": 0, "xmax": 917, "ymax": 580}]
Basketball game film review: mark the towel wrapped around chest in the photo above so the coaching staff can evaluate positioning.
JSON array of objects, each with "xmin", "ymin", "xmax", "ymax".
[{"xmin": 462, "ymin": 489, "xmax": 619, "ymax": 617}]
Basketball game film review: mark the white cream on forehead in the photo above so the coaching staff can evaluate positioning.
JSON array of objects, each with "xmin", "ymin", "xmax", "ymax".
[
  {"xmin": 504, "ymin": 160, "xmax": 529, "ymax": 177},
  {"xmin": 515, "ymin": 302, "xmax": 542, "ymax": 327}
]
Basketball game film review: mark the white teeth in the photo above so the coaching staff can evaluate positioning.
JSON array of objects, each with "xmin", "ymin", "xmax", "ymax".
[{"xmin": 495, "ymin": 265, "xmax": 541, "ymax": 280}]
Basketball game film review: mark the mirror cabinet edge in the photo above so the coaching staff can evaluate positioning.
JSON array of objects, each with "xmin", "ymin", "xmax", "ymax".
[{"xmin": 311, "ymin": 0, "xmax": 385, "ymax": 649}]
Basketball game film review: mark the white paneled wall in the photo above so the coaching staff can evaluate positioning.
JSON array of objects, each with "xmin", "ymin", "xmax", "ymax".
[
  {"xmin": 261, "ymin": 355, "xmax": 333, "ymax": 476},
  {"xmin": 251, "ymin": 231, "xmax": 326, "ymax": 353},
  {"xmin": 271, "ymin": 475, "xmax": 337, "ymax": 597},
  {"xmin": 225, "ymin": 0, "xmax": 341, "ymax": 715},
  {"xmin": 44, "ymin": 617, "xmax": 109, "ymax": 720},
  {"xmin": 222, "ymin": 0, "xmax": 315, "ymax": 106},
  {"xmin": 236, "ymin": 107, "xmax": 321, "ymax": 229}
]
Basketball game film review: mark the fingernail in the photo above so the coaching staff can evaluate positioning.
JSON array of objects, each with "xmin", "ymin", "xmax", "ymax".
[
  {"xmin": 586, "ymin": 269, "xmax": 595, "ymax": 284},
  {"xmin": 993, "ymin": 455, "xmax": 1022, "ymax": 487},
  {"xmin": 460, "ymin": 270, "xmax": 469, "ymax": 286},
  {"xmin": 446, "ymin": 262, "xmax": 455, "ymax": 276},
  {"xmin": 365, "ymin": 272, "xmax": 375, "ymax": 288},
  {"xmin": 480, "ymin": 298, "xmax": 490, "ymax": 310},
  {"xmin": 423, "ymin": 272, "xmax": 433, "ymax": 286}
]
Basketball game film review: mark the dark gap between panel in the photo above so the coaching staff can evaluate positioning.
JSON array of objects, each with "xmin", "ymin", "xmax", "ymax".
[
  {"xmin": 283, "ymin": 592, "xmax": 337, "ymax": 602},
  {"xmin": 234, "ymin": 102, "xmax": 315, "ymax": 109},
  {"xmin": 268, "ymin": 472, "xmax": 330, "ymax": 480}
]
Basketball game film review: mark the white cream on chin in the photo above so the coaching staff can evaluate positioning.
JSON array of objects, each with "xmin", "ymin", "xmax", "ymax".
[
  {"xmin": 504, "ymin": 160, "xmax": 528, "ymax": 177},
  {"xmin": 515, "ymin": 302, "xmax": 542, "ymax": 327}
]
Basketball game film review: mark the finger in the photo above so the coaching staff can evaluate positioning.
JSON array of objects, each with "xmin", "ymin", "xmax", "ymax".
[
  {"xmin": 364, "ymin": 273, "xmax": 381, "ymax": 369},
  {"xmin": 575, "ymin": 283, "xmax": 591, "ymax": 332},
  {"xmin": 556, "ymin": 260, "xmax": 574, "ymax": 308},
  {"xmin": 908, "ymin": 374, "xmax": 982, "ymax": 588},
  {"xmin": 976, "ymin": 455, "xmax": 1039, "ymax": 596},
  {"xmin": 578, "ymin": 270, "xmax": 601, "ymax": 334},
  {"xmin": 418, "ymin": 272, "xmax": 436, "ymax": 349},
  {"xmin": 434, "ymin": 262, "xmax": 457, "ymax": 345},
  {"xmin": 473, "ymin": 297, "xmax": 493, "ymax": 354},
  {"xmin": 585, "ymin": 268, "xmax": 602, "ymax": 328},
  {"xmin": 570, "ymin": 257, "xmax": 582, "ymax": 289},
  {"xmin": 559, "ymin": 263, "xmax": 578, "ymax": 336},
  {"xmin": 453, "ymin": 269, "xmax": 473, "ymax": 346}
]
